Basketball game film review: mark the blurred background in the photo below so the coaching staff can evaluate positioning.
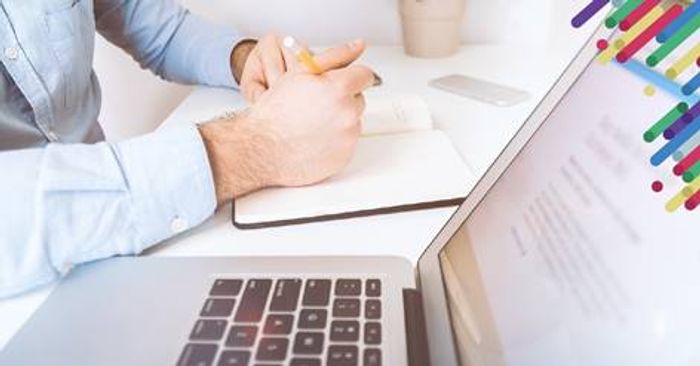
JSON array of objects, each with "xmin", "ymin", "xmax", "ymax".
[{"xmin": 95, "ymin": 0, "xmax": 593, "ymax": 140}]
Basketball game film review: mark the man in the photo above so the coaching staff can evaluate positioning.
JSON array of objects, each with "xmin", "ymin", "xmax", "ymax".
[{"xmin": 0, "ymin": 0, "xmax": 376, "ymax": 298}]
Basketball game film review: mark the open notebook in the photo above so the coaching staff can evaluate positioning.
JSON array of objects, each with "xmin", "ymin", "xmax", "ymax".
[
  {"xmin": 163, "ymin": 88, "xmax": 476, "ymax": 228},
  {"xmin": 235, "ymin": 91, "xmax": 476, "ymax": 228}
]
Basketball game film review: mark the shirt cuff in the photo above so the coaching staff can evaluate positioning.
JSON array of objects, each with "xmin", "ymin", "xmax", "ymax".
[
  {"xmin": 114, "ymin": 124, "xmax": 217, "ymax": 253},
  {"xmin": 177, "ymin": 13, "xmax": 241, "ymax": 88}
]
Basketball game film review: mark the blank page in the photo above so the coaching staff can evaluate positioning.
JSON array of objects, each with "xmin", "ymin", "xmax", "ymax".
[{"xmin": 234, "ymin": 130, "xmax": 476, "ymax": 228}]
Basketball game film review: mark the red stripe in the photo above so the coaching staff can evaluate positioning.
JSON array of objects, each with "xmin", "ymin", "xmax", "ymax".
[
  {"xmin": 617, "ymin": 4, "xmax": 682, "ymax": 63},
  {"xmin": 673, "ymin": 143, "xmax": 700, "ymax": 176},
  {"xmin": 684, "ymin": 188, "xmax": 700, "ymax": 210},
  {"xmin": 620, "ymin": 0, "xmax": 661, "ymax": 31}
]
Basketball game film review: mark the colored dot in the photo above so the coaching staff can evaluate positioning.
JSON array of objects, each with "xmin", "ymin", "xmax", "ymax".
[
  {"xmin": 651, "ymin": 181, "xmax": 664, "ymax": 193},
  {"xmin": 644, "ymin": 85, "xmax": 656, "ymax": 96},
  {"xmin": 596, "ymin": 39, "xmax": 609, "ymax": 51},
  {"xmin": 685, "ymin": 200, "xmax": 698, "ymax": 211}
]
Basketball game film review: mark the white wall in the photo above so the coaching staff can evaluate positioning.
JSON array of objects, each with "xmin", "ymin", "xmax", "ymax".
[{"xmin": 96, "ymin": 0, "xmax": 591, "ymax": 141}]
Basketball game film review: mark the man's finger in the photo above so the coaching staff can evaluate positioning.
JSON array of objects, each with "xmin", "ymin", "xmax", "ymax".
[
  {"xmin": 244, "ymin": 81, "xmax": 267, "ymax": 104},
  {"xmin": 354, "ymin": 94, "xmax": 366, "ymax": 114},
  {"xmin": 277, "ymin": 37, "xmax": 303, "ymax": 72},
  {"xmin": 314, "ymin": 39, "xmax": 366, "ymax": 72},
  {"xmin": 329, "ymin": 65, "xmax": 376, "ymax": 95},
  {"xmin": 261, "ymin": 40, "xmax": 286, "ymax": 85}
]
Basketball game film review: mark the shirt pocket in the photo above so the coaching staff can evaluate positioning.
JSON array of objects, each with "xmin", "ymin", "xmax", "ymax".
[{"xmin": 44, "ymin": 0, "xmax": 95, "ymax": 109}]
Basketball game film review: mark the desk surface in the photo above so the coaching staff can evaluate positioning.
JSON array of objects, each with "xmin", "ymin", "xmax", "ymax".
[{"xmin": 0, "ymin": 40, "xmax": 592, "ymax": 350}]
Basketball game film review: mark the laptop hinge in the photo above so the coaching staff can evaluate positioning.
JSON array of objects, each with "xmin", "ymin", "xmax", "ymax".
[{"xmin": 403, "ymin": 288, "xmax": 431, "ymax": 366}]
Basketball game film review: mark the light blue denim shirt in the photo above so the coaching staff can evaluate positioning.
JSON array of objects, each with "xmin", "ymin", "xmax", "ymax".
[{"xmin": 0, "ymin": 0, "xmax": 241, "ymax": 297}]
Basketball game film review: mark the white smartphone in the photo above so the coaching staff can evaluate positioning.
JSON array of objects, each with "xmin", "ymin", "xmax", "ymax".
[{"xmin": 429, "ymin": 74, "xmax": 531, "ymax": 107}]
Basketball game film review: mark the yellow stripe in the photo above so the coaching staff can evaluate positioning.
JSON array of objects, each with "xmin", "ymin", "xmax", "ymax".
[
  {"xmin": 665, "ymin": 177, "xmax": 700, "ymax": 212},
  {"xmin": 665, "ymin": 42, "xmax": 700, "ymax": 79},
  {"xmin": 597, "ymin": 6, "xmax": 665, "ymax": 65}
]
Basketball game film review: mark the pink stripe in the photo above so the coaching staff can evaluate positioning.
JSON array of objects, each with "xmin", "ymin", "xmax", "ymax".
[
  {"xmin": 617, "ymin": 4, "xmax": 682, "ymax": 63},
  {"xmin": 620, "ymin": 0, "xmax": 660, "ymax": 31}
]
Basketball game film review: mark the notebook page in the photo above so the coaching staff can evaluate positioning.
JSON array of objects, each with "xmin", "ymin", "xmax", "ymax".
[
  {"xmin": 362, "ymin": 94, "xmax": 433, "ymax": 136},
  {"xmin": 235, "ymin": 130, "xmax": 475, "ymax": 226}
]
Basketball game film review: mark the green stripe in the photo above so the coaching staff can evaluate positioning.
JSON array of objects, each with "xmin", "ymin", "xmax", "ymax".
[
  {"xmin": 606, "ymin": 0, "xmax": 643, "ymax": 28},
  {"xmin": 643, "ymin": 102, "xmax": 688, "ymax": 143},
  {"xmin": 683, "ymin": 161, "xmax": 700, "ymax": 183},
  {"xmin": 647, "ymin": 13, "xmax": 700, "ymax": 67}
]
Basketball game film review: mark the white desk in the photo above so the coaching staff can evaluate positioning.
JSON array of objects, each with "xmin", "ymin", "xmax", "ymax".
[{"xmin": 0, "ymin": 42, "xmax": 588, "ymax": 350}]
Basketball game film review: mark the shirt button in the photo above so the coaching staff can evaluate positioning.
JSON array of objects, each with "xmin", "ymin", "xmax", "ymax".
[
  {"xmin": 170, "ymin": 216, "xmax": 189, "ymax": 234},
  {"xmin": 4, "ymin": 47, "xmax": 18, "ymax": 61}
]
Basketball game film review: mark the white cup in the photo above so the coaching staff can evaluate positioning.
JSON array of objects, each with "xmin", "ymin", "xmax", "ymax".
[{"xmin": 399, "ymin": 0, "xmax": 466, "ymax": 58}]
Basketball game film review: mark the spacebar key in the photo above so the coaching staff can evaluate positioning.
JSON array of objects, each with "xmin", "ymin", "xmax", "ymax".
[{"xmin": 235, "ymin": 279, "xmax": 272, "ymax": 323}]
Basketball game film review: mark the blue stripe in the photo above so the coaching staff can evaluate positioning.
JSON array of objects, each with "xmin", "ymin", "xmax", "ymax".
[
  {"xmin": 651, "ymin": 114, "xmax": 700, "ymax": 166},
  {"xmin": 683, "ymin": 71, "xmax": 700, "ymax": 96},
  {"xmin": 617, "ymin": 59, "xmax": 699, "ymax": 104},
  {"xmin": 657, "ymin": 2, "xmax": 700, "ymax": 43}
]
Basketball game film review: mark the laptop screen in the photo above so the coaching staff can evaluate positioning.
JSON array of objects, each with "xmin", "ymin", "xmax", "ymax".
[{"xmin": 438, "ymin": 42, "xmax": 700, "ymax": 365}]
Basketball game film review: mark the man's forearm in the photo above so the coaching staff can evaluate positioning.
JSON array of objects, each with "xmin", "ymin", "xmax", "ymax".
[{"xmin": 0, "ymin": 125, "xmax": 216, "ymax": 298}]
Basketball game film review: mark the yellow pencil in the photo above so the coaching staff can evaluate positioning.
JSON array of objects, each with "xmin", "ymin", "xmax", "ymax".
[
  {"xmin": 283, "ymin": 35, "xmax": 383, "ymax": 86},
  {"xmin": 283, "ymin": 36, "xmax": 323, "ymax": 74}
]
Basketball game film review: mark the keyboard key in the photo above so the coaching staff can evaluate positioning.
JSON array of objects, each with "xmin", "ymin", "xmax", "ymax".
[
  {"xmin": 329, "ymin": 320, "xmax": 360, "ymax": 342},
  {"xmin": 263, "ymin": 314, "xmax": 294, "ymax": 335},
  {"xmin": 292, "ymin": 332, "xmax": 324, "ymax": 354},
  {"xmin": 298, "ymin": 309, "xmax": 327, "ymax": 329},
  {"xmin": 365, "ymin": 279, "xmax": 381, "ymax": 297},
  {"xmin": 365, "ymin": 299, "xmax": 381, "ymax": 320},
  {"xmin": 200, "ymin": 298, "xmax": 236, "ymax": 317},
  {"xmin": 190, "ymin": 319, "xmax": 227, "ymax": 341},
  {"xmin": 256, "ymin": 338, "xmax": 289, "ymax": 361},
  {"xmin": 334, "ymin": 279, "xmax": 361, "ymax": 296},
  {"xmin": 177, "ymin": 343, "xmax": 218, "ymax": 366},
  {"xmin": 210, "ymin": 279, "xmax": 243, "ymax": 296},
  {"xmin": 364, "ymin": 322, "xmax": 382, "ymax": 345},
  {"xmin": 217, "ymin": 350, "xmax": 250, "ymax": 366},
  {"xmin": 291, "ymin": 358, "xmax": 321, "ymax": 366},
  {"xmin": 327, "ymin": 345, "xmax": 358, "ymax": 366},
  {"xmin": 225, "ymin": 325, "xmax": 258, "ymax": 347},
  {"xmin": 302, "ymin": 279, "xmax": 331, "ymax": 306},
  {"xmin": 363, "ymin": 348, "xmax": 382, "ymax": 366},
  {"xmin": 235, "ymin": 279, "xmax": 272, "ymax": 323},
  {"xmin": 332, "ymin": 299, "xmax": 360, "ymax": 318},
  {"xmin": 269, "ymin": 279, "xmax": 302, "ymax": 311}
]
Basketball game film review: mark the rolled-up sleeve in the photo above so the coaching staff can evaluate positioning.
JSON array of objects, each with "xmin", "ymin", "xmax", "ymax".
[
  {"xmin": 94, "ymin": 0, "xmax": 241, "ymax": 88},
  {"xmin": 0, "ymin": 125, "xmax": 217, "ymax": 298}
]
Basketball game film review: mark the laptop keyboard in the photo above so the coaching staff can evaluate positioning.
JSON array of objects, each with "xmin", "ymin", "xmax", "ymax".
[{"xmin": 177, "ymin": 277, "xmax": 384, "ymax": 366}]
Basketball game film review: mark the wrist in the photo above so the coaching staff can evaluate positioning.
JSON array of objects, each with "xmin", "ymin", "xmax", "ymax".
[
  {"xmin": 230, "ymin": 39, "xmax": 258, "ymax": 85},
  {"xmin": 198, "ymin": 113, "xmax": 276, "ymax": 204}
]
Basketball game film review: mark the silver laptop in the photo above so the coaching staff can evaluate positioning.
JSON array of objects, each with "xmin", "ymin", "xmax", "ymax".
[{"xmin": 3, "ymin": 24, "xmax": 700, "ymax": 366}]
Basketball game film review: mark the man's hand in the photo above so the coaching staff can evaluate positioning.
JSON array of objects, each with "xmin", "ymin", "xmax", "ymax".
[
  {"xmin": 202, "ymin": 53, "xmax": 375, "ymax": 204},
  {"xmin": 232, "ymin": 34, "xmax": 367, "ymax": 103}
]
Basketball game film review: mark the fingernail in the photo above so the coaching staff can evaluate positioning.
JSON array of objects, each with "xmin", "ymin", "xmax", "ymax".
[{"xmin": 372, "ymin": 72, "xmax": 383, "ymax": 87}]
